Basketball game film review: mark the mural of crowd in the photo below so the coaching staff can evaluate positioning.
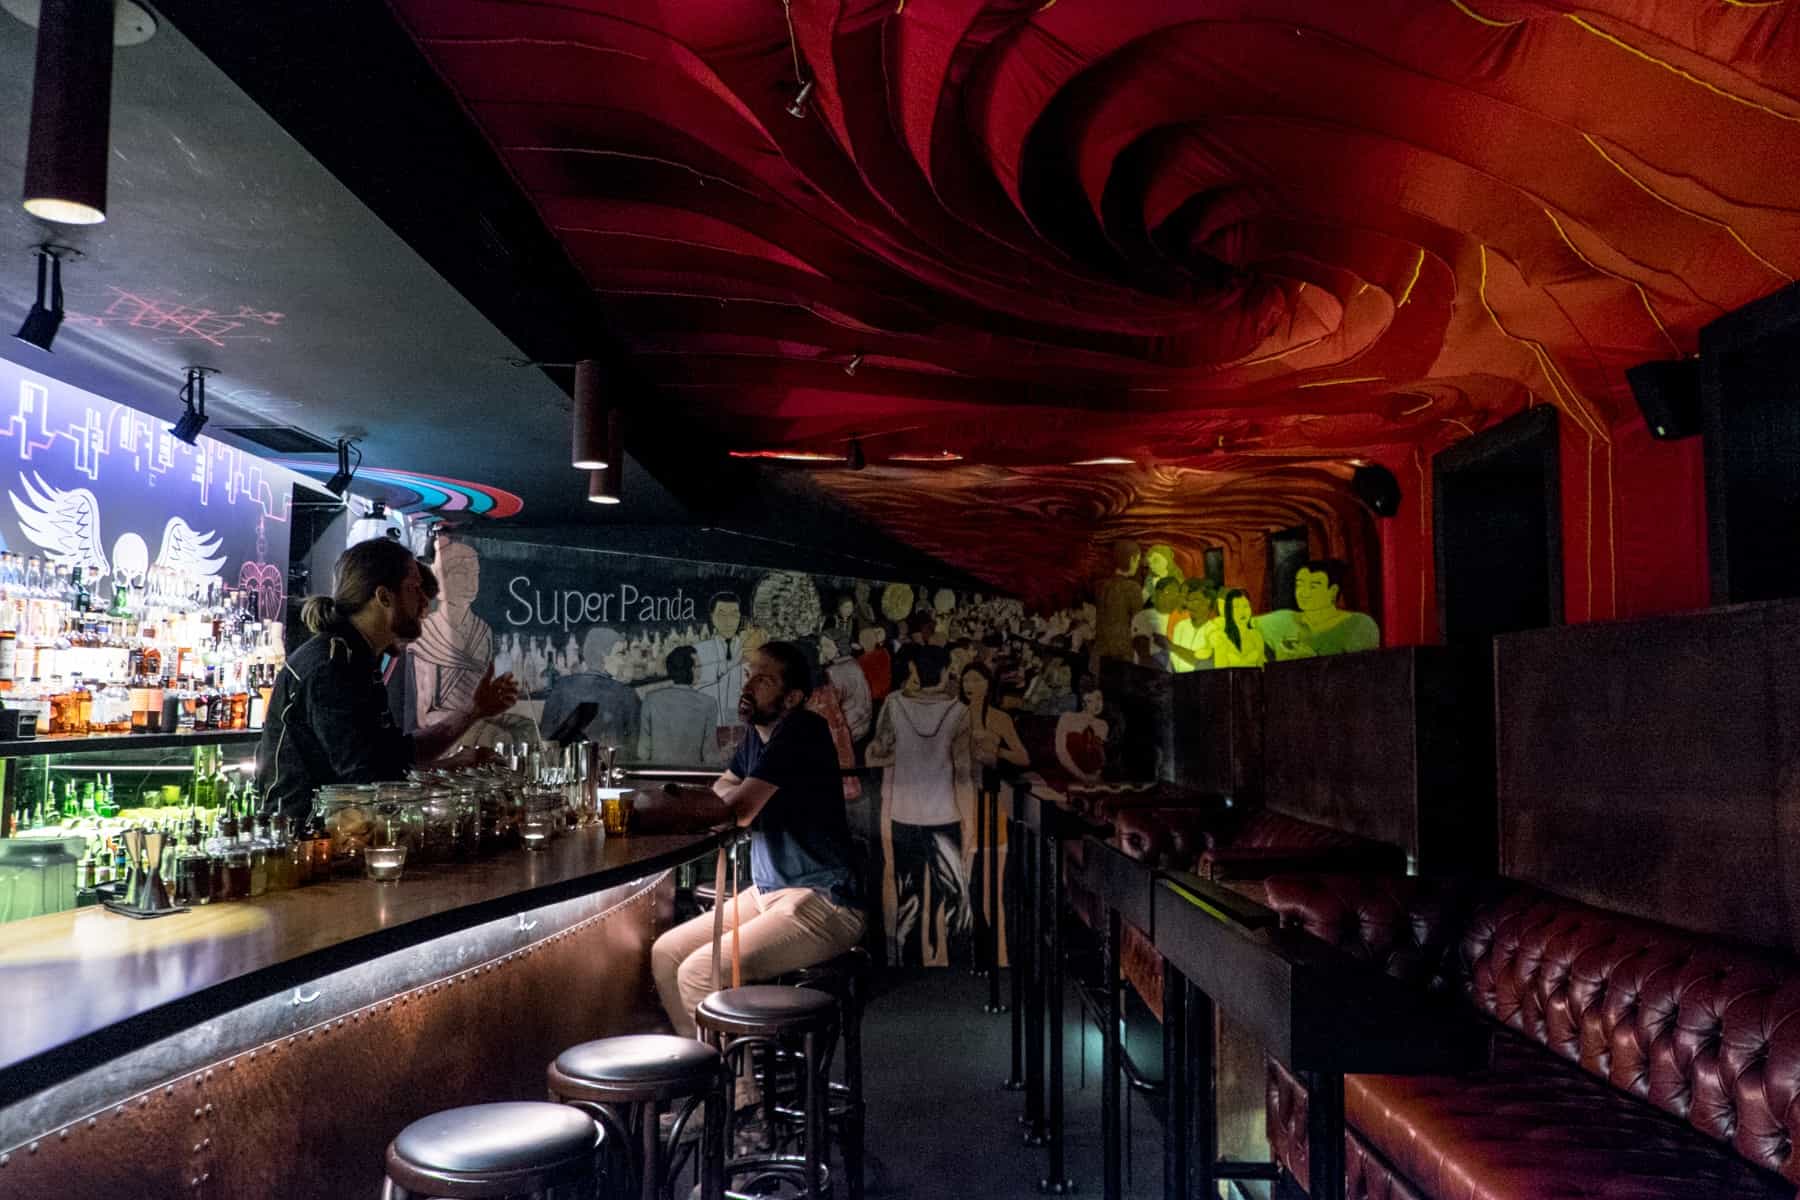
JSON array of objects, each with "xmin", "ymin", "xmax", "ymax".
[
  {"xmin": 393, "ymin": 534, "xmax": 1377, "ymax": 967},
  {"xmin": 1093, "ymin": 540, "xmax": 1379, "ymax": 672}
]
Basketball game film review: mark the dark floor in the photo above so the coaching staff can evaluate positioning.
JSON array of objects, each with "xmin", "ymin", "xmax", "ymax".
[{"xmin": 857, "ymin": 968, "xmax": 1169, "ymax": 1200}]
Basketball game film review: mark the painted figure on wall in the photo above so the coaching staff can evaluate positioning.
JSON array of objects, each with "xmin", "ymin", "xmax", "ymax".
[
  {"xmin": 1055, "ymin": 683, "xmax": 1110, "ymax": 784},
  {"xmin": 1258, "ymin": 558, "xmax": 1380, "ymax": 660},
  {"xmin": 540, "ymin": 626, "xmax": 641, "ymax": 749},
  {"xmin": 412, "ymin": 539, "xmax": 541, "ymax": 749},
  {"xmin": 1094, "ymin": 538, "xmax": 1142, "ymax": 663},
  {"xmin": 693, "ymin": 591, "xmax": 747, "ymax": 731},
  {"xmin": 1210, "ymin": 588, "xmax": 1269, "ymax": 669},
  {"xmin": 638, "ymin": 645, "xmax": 716, "ymax": 764},
  {"xmin": 1142, "ymin": 542, "xmax": 1179, "ymax": 602},
  {"xmin": 868, "ymin": 642, "xmax": 974, "ymax": 968}
]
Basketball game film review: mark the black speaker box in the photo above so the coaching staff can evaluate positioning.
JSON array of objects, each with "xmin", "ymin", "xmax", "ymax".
[
  {"xmin": 1351, "ymin": 464, "xmax": 1402, "ymax": 518},
  {"xmin": 1626, "ymin": 359, "xmax": 1702, "ymax": 439}
]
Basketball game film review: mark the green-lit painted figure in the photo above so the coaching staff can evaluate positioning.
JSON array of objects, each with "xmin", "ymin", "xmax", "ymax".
[{"xmin": 1258, "ymin": 559, "xmax": 1380, "ymax": 661}]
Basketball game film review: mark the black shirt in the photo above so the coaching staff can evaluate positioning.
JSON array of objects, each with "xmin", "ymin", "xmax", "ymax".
[
  {"xmin": 731, "ymin": 708, "xmax": 859, "ymax": 905},
  {"xmin": 255, "ymin": 620, "xmax": 414, "ymax": 821}
]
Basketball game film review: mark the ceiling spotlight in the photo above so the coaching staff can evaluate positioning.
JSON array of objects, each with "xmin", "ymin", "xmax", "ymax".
[
  {"xmin": 324, "ymin": 437, "xmax": 359, "ymax": 497},
  {"xmin": 843, "ymin": 353, "xmax": 863, "ymax": 377},
  {"xmin": 846, "ymin": 437, "xmax": 866, "ymax": 471},
  {"xmin": 786, "ymin": 78, "xmax": 814, "ymax": 119},
  {"xmin": 18, "ymin": 0, "xmax": 158, "ymax": 224},
  {"xmin": 168, "ymin": 366, "xmax": 215, "ymax": 446},
  {"xmin": 588, "ymin": 467, "xmax": 622, "ymax": 505},
  {"xmin": 571, "ymin": 358, "xmax": 618, "ymax": 470},
  {"xmin": 13, "ymin": 244, "xmax": 69, "ymax": 352},
  {"xmin": 1070, "ymin": 456, "xmax": 1136, "ymax": 466}
]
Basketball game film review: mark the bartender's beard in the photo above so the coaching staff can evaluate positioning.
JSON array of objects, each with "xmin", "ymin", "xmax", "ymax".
[{"xmin": 392, "ymin": 608, "xmax": 424, "ymax": 643}]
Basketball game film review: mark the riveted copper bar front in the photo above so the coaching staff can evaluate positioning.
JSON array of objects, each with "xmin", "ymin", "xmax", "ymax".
[{"xmin": 0, "ymin": 868, "xmax": 678, "ymax": 1200}]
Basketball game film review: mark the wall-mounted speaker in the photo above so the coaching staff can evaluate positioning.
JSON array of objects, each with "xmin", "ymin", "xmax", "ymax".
[
  {"xmin": 1626, "ymin": 359, "xmax": 1701, "ymax": 440},
  {"xmin": 1351, "ymin": 464, "xmax": 1402, "ymax": 518}
]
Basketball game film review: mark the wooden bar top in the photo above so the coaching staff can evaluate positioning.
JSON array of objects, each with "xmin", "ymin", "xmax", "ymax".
[{"xmin": 0, "ymin": 826, "xmax": 725, "ymax": 1087}]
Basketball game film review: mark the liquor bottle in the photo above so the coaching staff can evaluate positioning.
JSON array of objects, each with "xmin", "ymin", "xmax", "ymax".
[
  {"xmin": 192, "ymin": 748, "xmax": 217, "ymax": 811},
  {"xmin": 72, "ymin": 566, "xmax": 90, "ymax": 615}
]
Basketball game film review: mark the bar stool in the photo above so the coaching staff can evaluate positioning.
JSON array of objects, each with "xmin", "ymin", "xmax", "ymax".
[
  {"xmin": 778, "ymin": 950, "xmax": 872, "ymax": 1200},
  {"xmin": 696, "ymin": 985, "xmax": 839, "ymax": 1200},
  {"xmin": 381, "ymin": 1101, "xmax": 607, "ymax": 1199},
  {"xmin": 547, "ymin": 1034, "xmax": 728, "ymax": 1200}
]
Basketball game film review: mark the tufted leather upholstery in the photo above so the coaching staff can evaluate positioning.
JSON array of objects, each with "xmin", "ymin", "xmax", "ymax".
[
  {"xmin": 1198, "ymin": 810, "xmax": 1406, "ymax": 882},
  {"xmin": 1344, "ymin": 1130, "xmax": 1427, "ymax": 1200},
  {"xmin": 1267, "ymin": 1055, "xmax": 1312, "ymax": 1193},
  {"xmin": 1263, "ymin": 879, "xmax": 1800, "ymax": 1199},
  {"xmin": 1263, "ymin": 874, "xmax": 1472, "ymax": 995}
]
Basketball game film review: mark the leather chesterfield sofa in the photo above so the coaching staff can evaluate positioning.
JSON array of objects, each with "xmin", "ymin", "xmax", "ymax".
[{"xmin": 1262, "ymin": 874, "xmax": 1800, "ymax": 1200}]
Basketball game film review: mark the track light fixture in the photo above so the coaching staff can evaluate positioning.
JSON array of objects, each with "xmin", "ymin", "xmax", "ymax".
[
  {"xmin": 843, "ymin": 353, "xmax": 863, "ymax": 377},
  {"xmin": 588, "ymin": 467, "xmax": 622, "ymax": 505},
  {"xmin": 571, "ymin": 358, "xmax": 619, "ymax": 470},
  {"xmin": 168, "ymin": 366, "xmax": 215, "ymax": 445},
  {"xmin": 846, "ymin": 437, "xmax": 866, "ymax": 471},
  {"xmin": 324, "ymin": 437, "xmax": 360, "ymax": 497},
  {"xmin": 786, "ymin": 78, "xmax": 814, "ymax": 119},
  {"xmin": 13, "ymin": 244, "xmax": 71, "ymax": 352}
]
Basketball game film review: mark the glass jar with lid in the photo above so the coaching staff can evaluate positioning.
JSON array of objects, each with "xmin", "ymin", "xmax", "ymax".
[{"xmin": 316, "ymin": 784, "xmax": 381, "ymax": 873}]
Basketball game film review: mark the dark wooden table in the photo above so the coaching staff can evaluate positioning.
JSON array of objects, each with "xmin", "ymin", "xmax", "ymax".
[{"xmin": 1151, "ymin": 872, "xmax": 1486, "ymax": 1200}]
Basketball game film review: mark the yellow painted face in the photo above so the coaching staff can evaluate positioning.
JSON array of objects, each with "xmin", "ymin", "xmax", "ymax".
[{"xmin": 1293, "ymin": 568, "xmax": 1339, "ymax": 614}]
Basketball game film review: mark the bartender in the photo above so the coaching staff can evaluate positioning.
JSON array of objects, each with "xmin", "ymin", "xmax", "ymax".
[{"xmin": 255, "ymin": 538, "xmax": 520, "ymax": 821}]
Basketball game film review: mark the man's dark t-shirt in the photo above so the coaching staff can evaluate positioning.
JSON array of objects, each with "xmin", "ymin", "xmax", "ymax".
[{"xmin": 731, "ymin": 708, "xmax": 859, "ymax": 905}]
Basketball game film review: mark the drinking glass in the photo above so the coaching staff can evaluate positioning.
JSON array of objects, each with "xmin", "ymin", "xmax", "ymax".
[{"xmin": 601, "ymin": 793, "xmax": 630, "ymax": 836}]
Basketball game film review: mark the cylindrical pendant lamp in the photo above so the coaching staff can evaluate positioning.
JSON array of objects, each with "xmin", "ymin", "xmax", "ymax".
[
  {"xmin": 21, "ymin": 0, "xmax": 117, "ymax": 225},
  {"xmin": 571, "ymin": 358, "xmax": 613, "ymax": 469},
  {"xmin": 587, "ymin": 467, "xmax": 622, "ymax": 505}
]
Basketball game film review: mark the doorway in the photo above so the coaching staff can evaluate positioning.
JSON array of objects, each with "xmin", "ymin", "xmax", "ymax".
[{"xmin": 1433, "ymin": 406, "xmax": 1562, "ymax": 641}]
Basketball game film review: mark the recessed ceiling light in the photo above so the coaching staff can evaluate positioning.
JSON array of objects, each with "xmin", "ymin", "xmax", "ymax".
[{"xmin": 1071, "ymin": 456, "xmax": 1135, "ymax": 466}]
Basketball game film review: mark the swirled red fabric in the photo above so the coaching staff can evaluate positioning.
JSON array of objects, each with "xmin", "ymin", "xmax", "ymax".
[{"xmin": 387, "ymin": 1, "xmax": 1796, "ymax": 631}]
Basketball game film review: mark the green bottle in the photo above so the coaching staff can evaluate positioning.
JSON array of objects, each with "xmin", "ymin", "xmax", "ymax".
[
  {"xmin": 79, "ymin": 778, "xmax": 96, "ymax": 817},
  {"xmin": 98, "ymin": 772, "xmax": 117, "ymax": 819},
  {"xmin": 192, "ymin": 748, "xmax": 216, "ymax": 810}
]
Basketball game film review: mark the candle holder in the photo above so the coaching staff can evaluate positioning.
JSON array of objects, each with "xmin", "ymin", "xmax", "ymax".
[{"xmin": 363, "ymin": 844, "xmax": 407, "ymax": 882}]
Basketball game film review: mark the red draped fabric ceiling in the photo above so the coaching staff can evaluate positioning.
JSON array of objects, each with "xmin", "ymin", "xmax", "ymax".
[{"xmin": 389, "ymin": 0, "xmax": 1792, "ymax": 633}]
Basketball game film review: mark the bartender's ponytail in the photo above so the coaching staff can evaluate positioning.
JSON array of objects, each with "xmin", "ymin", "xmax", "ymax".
[{"xmin": 302, "ymin": 538, "xmax": 419, "ymax": 633}]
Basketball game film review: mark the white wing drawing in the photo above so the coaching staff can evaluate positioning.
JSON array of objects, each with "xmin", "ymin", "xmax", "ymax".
[
  {"xmin": 9, "ymin": 471, "xmax": 108, "ymax": 576},
  {"xmin": 154, "ymin": 516, "xmax": 227, "ymax": 579}
]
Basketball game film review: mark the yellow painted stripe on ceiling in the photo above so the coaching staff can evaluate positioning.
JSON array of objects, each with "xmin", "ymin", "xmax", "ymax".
[
  {"xmin": 1543, "ymin": 208, "xmax": 1683, "ymax": 355},
  {"xmin": 1398, "ymin": 248, "xmax": 1426, "ymax": 307},
  {"xmin": 1296, "ymin": 376, "xmax": 1384, "ymax": 389},
  {"xmin": 1448, "ymin": 0, "xmax": 1522, "ymax": 27},
  {"xmin": 1566, "ymin": 14, "xmax": 1800, "ymax": 125},
  {"xmin": 1582, "ymin": 134, "xmax": 1793, "ymax": 282}
]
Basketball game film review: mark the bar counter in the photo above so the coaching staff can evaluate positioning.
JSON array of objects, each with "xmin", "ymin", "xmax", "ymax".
[{"xmin": 0, "ymin": 823, "xmax": 724, "ymax": 1199}]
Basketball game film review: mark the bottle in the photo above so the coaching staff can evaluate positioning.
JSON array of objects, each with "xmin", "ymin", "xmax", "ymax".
[
  {"xmin": 246, "ymin": 812, "xmax": 269, "ymax": 898},
  {"xmin": 72, "ymin": 566, "xmax": 90, "ymax": 615},
  {"xmin": 174, "ymin": 821, "xmax": 209, "ymax": 905},
  {"xmin": 192, "ymin": 748, "xmax": 217, "ymax": 811},
  {"xmin": 0, "ymin": 629, "xmax": 17, "ymax": 691}
]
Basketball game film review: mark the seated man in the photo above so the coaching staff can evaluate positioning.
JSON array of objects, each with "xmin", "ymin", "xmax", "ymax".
[{"xmin": 650, "ymin": 640, "xmax": 866, "ymax": 1037}]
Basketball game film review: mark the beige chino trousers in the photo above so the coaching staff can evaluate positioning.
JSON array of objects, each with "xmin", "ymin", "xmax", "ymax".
[{"xmin": 652, "ymin": 885, "xmax": 866, "ymax": 1038}]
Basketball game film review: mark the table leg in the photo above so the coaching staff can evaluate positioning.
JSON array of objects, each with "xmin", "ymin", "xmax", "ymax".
[
  {"xmin": 1040, "ymin": 828, "xmax": 1074, "ymax": 1194},
  {"xmin": 1161, "ymin": 965, "xmax": 1186, "ymax": 1200},
  {"xmin": 1190, "ymin": 987, "xmax": 1217, "ymax": 1200},
  {"xmin": 1102, "ymin": 908, "xmax": 1122, "ymax": 1200},
  {"xmin": 1023, "ymin": 815, "xmax": 1047, "ymax": 1144},
  {"xmin": 1302, "ymin": 1070, "xmax": 1345, "ymax": 1200},
  {"xmin": 1003, "ymin": 789, "xmax": 1025, "ymax": 1088},
  {"xmin": 986, "ymin": 789, "xmax": 1006, "ymax": 1013}
]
